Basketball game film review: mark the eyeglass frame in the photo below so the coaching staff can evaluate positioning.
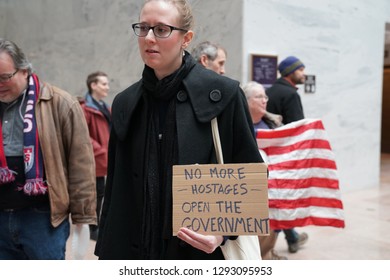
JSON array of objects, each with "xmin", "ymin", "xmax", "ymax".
[
  {"xmin": 0, "ymin": 69, "xmax": 19, "ymax": 83},
  {"xmin": 253, "ymin": 94, "xmax": 269, "ymax": 101},
  {"xmin": 132, "ymin": 23, "xmax": 188, "ymax": 38}
]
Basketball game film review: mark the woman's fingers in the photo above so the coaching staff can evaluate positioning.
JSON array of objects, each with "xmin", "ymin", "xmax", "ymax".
[{"xmin": 177, "ymin": 227, "xmax": 223, "ymax": 254}]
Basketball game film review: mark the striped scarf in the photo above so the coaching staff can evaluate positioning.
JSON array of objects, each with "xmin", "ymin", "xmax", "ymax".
[{"xmin": 0, "ymin": 74, "xmax": 47, "ymax": 195}]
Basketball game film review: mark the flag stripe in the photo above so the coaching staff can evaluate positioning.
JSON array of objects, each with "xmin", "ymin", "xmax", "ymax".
[
  {"xmin": 268, "ymin": 178, "xmax": 340, "ymax": 190},
  {"xmin": 268, "ymin": 186, "xmax": 342, "ymax": 200},
  {"xmin": 266, "ymin": 148, "xmax": 336, "ymax": 164},
  {"xmin": 257, "ymin": 129, "xmax": 330, "ymax": 149},
  {"xmin": 269, "ymin": 197, "xmax": 343, "ymax": 209},
  {"xmin": 269, "ymin": 158, "xmax": 337, "ymax": 171},
  {"xmin": 270, "ymin": 168, "xmax": 338, "ymax": 180},
  {"xmin": 260, "ymin": 139, "xmax": 332, "ymax": 155},
  {"xmin": 256, "ymin": 120, "xmax": 324, "ymax": 139},
  {"xmin": 269, "ymin": 206, "xmax": 344, "ymax": 221},
  {"xmin": 270, "ymin": 217, "xmax": 345, "ymax": 229}
]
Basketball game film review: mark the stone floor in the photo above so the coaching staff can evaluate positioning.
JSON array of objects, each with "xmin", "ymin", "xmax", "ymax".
[{"xmin": 66, "ymin": 153, "xmax": 390, "ymax": 260}]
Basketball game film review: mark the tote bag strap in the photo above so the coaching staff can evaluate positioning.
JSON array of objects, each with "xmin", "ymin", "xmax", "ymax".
[{"xmin": 211, "ymin": 117, "xmax": 224, "ymax": 164}]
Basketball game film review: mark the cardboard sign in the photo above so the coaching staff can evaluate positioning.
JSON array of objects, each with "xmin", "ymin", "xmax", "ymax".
[{"xmin": 172, "ymin": 163, "xmax": 269, "ymax": 236}]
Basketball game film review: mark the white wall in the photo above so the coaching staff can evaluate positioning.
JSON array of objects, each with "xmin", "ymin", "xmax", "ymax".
[{"xmin": 243, "ymin": 0, "xmax": 390, "ymax": 192}]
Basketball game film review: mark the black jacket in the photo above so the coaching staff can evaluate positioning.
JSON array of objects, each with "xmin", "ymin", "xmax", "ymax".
[
  {"xmin": 266, "ymin": 78, "xmax": 304, "ymax": 124},
  {"xmin": 95, "ymin": 64, "xmax": 263, "ymax": 260}
]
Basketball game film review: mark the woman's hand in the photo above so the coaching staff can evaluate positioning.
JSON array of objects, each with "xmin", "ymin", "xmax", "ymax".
[{"xmin": 177, "ymin": 227, "xmax": 224, "ymax": 254}]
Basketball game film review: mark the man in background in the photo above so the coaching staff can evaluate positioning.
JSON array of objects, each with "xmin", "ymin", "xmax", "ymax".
[
  {"xmin": 266, "ymin": 56, "xmax": 305, "ymax": 124},
  {"xmin": 80, "ymin": 71, "xmax": 111, "ymax": 241},
  {"xmin": 0, "ymin": 38, "xmax": 96, "ymax": 259},
  {"xmin": 191, "ymin": 41, "xmax": 227, "ymax": 75}
]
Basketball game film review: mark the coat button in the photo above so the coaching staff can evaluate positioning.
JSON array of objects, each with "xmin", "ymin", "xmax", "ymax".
[
  {"xmin": 176, "ymin": 90, "xmax": 188, "ymax": 102},
  {"xmin": 209, "ymin": 89, "xmax": 222, "ymax": 102}
]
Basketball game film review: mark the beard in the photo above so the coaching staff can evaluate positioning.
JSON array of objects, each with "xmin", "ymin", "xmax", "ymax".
[{"xmin": 292, "ymin": 75, "xmax": 305, "ymax": 85}]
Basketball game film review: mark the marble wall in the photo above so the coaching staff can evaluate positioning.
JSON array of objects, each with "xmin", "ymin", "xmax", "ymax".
[
  {"xmin": 0, "ymin": 0, "xmax": 143, "ymax": 103},
  {"xmin": 1, "ymin": 0, "xmax": 389, "ymax": 192},
  {"xmin": 243, "ymin": 0, "xmax": 390, "ymax": 192}
]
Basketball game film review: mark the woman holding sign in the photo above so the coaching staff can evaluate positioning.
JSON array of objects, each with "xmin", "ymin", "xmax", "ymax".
[{"xmin": 95, "ymin": 0, "xmax": 263, "ymax": 260}]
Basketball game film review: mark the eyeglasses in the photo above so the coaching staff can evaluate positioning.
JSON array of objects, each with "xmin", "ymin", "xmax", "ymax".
[
  {"xmin": 254, "ymin": 95, "xmax": 269, "ymax": 101},
  {"xmin": 132, "ymin": 23, "xmax": 188, "ymax": 38},
  {"xmin": 0, "ymin": 69, "xmax": 19, "ymax": 83}
]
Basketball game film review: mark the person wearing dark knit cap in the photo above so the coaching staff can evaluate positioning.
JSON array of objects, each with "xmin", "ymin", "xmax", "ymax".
[
  {"xmin": 265, "ymin": 56, "xmax": 309, "ymax": 254},
  {"xmin": 266, "ymin": 56, "xmax": 305, "ymax": 124}
]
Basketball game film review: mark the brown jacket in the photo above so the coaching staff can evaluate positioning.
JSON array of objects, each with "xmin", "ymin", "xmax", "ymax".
[{"xmin": 35, "ymin": 82, "xmax": 97, "ymax": 227}]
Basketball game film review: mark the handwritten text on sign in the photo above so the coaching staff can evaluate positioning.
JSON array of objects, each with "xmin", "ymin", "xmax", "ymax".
[{"xmin": 172, "ymin": 163, "xmax": 269, "ymax": 236}]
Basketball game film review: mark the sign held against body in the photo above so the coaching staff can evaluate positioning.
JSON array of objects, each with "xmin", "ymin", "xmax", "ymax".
[{"xmin": 172, "ymin": 163, "xmax": 269, "ymax": 236}]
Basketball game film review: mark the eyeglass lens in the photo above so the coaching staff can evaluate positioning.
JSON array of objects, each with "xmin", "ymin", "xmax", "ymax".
[
  {"xmin": 133, "ymin": 24, "xmax": 172, "ymax": 38},
  {"xmin": 0, "ymin": 69, "xmax": 18, "ymax": 83}
]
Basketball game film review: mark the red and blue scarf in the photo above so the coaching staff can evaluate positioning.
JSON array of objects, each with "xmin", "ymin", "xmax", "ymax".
[{"xmin": 0, "ymin": 74, "xmax": 47, "ymax": 195}]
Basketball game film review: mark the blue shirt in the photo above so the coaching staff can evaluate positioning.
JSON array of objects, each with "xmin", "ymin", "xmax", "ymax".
[{"xmin": 253, "ymin": 119, "xmax": 270, "ymax": 130}]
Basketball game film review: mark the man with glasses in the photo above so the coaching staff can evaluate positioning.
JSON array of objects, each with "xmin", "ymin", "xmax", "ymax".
[
  {"xmin": 191, "ymin": 41, "xmax": 227, "ymax": 75},
  {"xmin": 0, "ymin": 38, "xmax": 97, "ymax": 259}
]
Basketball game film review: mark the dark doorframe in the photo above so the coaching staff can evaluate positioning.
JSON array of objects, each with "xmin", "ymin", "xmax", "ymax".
[{"xmin": 381, "ymin": 23, "xmax": 390, "ymax": 153}]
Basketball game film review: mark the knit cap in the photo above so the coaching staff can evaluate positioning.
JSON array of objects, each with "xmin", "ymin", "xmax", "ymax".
[{"xmin": 278, "ymin": 56, "xmax": 305, "ymax": 77}]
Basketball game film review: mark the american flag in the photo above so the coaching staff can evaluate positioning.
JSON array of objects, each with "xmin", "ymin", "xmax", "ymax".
[{"xmin": 256, "ymin": 119, "xmax": 345, "ymax": 229}]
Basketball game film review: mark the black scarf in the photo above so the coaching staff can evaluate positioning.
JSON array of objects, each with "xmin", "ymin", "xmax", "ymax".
[{"xmin": 140, "ymin": 51, "xmax": 196, "ymax": 259}]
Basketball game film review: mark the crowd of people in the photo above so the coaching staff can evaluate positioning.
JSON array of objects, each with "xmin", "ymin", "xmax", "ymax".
[{"xmin": 0, "ymin": 0, "xmax": 310, "ymax": 260}]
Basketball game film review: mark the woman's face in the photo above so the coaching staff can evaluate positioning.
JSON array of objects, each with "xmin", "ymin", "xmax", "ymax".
[
  {"xmin": 138, "ymin": 1, "xmax": 193, "ymax": 80},
  {"xmin": 248, "ymin": 86, "xmax": 268, "ymax": 121}
]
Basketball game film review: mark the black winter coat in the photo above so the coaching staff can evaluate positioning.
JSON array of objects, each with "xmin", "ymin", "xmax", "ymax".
[
  {"xmin": 95, "ymin": 64, "xmax": 263, "ymax": 260},
  {"xmin": 266, "ymin": 78, "xmax": 304, "ymax": 124}
]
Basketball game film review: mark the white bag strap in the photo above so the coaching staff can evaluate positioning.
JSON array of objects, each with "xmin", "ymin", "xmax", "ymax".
[{"xmin": 211, "ymin": 117, "xmax": 224, "ymax": 164}]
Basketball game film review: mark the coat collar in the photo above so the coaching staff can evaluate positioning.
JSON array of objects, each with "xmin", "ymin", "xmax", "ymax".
[
  {"xmin": 183, "ymin": 64, "xmax": 239, "ymax": 122},
  {"xmin": 277, "ymin": 77, "xmax": 297, "ymax": 89},
  {"xmin": 112, "ymin": 64, "xmax": 240, "ymax": 140},
  {"xmin": 39, "ymin": 83, "xmax": 53, "ymax": 101}
]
